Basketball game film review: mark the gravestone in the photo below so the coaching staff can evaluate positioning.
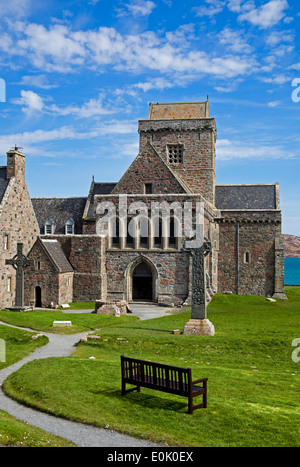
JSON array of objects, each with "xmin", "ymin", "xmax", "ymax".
[
  {"xmin": 5, "ymin": 243, "xmax": 34, "ymax": 311},
  {"xmin": 183, "ymin": 237, "xmax": 215, "ymax": 336}
]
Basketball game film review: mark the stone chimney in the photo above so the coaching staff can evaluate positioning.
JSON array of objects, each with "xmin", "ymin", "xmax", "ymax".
[{"xmin": 6, "ymin": 148, "xmax": 26, "ymax": 180}]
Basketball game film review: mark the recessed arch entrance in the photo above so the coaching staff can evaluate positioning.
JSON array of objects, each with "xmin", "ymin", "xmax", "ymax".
[
  {"xmin": 35, "ymin": 286, "xmax": 42, "ymax": 307},
  {"xmin": 126, "ymin": 256, "xmax": 158, "ymax": 303}
]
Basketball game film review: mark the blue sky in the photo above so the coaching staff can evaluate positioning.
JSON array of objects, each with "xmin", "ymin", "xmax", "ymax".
[{"xmin": 0, "ymin": 0, "xmax": 299, "ymax": 235}]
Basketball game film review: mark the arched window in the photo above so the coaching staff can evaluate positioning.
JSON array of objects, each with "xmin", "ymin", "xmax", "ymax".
[
  {"xmin": 153, "ymin": 216, "xmax": 163, "ymax": 247},
  {"xmin": 126, "ymin": 217, "xmax": 135, "ymax": 247},
  {"xmin": 169, "ymin": 217, "xmax": 176, "ymax": 247},
  {"xmin": 65, "ymin": 219, "xmax": 74, "ymax": 235},
  {"xmin": 44, "ymin": 220, "xmax": 53, "ymax": 235},
  {"xmin": 112, "ymin": 217, "xmax": 120, "ymax": 246},
  {"xmin": 139, "ymin": 216, "xmax": 149, "ymax": 247}
]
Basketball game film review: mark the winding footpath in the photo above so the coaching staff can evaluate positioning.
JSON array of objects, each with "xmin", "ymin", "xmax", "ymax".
[{"xmin": 0, "ymin": 322, "xmax": 160, "ymax": 447}]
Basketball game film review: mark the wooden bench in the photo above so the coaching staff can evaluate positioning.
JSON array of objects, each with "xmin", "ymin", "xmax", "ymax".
[{"xmin": 121, "ymin": 355, "xmax": 208, "ymax": 414}]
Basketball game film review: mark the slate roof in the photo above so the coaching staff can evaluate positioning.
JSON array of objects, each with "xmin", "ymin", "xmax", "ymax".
[
  {"xmin": 40, "ymin": 239, "xmax": 73, "ymax": 273},
  {"xmin": 84, "ymin": 182, "xmax": 117, "ymax": 219},
  {"xmin": 0, "ymin": 167, "xmax": 9, "ymax": 204},
  {"xmin": 31, "ymin": 197, "xmax": 87, "ymax": 234},
  {"xmin": 215, "ymin": 185, "xmax": 277, "ymax": 210}
]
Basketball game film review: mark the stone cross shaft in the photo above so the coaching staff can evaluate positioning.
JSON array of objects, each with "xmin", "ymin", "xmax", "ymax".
[
  {"xmin": 186, "ymin": 238, "xmax": 212, "ymax": 320},
  {"xmin": 5, "ymin": 243, "xmax": 34, "ymax": 308}
]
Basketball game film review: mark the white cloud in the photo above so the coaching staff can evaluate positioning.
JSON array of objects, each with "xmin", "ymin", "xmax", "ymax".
[
  {"xmin": 266, "ymin": 30, "xmax": 294, "ymax": 47},
  {"xmin": 12, "ymin": 89, "xmax": 119, "ymax": 119},
  {"xmin": 267, "ymin": 100, "xmax": 281, "ymax": 107},
  {"xmin": 11, "ymin": 90, "xmax": 45, "ymax": 113},
  {"xmin": 238, "ymin": 0, "xmax": 289, "ymax": 29},
  {"xmin": 0, "ymin": 120, "xmax": 137, "ymax": 156},
  {"xmin": 262, "ymin": 74, "xmax": 291, "ymax": 84},
  {"xmin": 18, "ymin": 74, "xmax": 58, "ymax": 90},
  {"xmin": 118, "ymin": 0, "xmax": 156, "ymax": 17},
  {"xmin": 218, "ymin": 27, "xmax": 252, "ymax": 54},
  {"xmin": 216, "ymin": 138, "xmax": 296, "ymax": 160},
  {"xmin": 227, "ymin": 0, "xmax": 243, "ymax": 13},
  {"xmin": 48, "ymin": 94, "xmax": 117, "ymax": 118},
  {"xmin": 289, "ymin": 63, "xmax": 300, "ymax": 71},
  {"xmin": 1, "ymin": 0, "xmax": 32, "ymax": 18},
  {"xmin": 193, "ymin": 0, "xmax": 226, "ymax": 17},
  {"xmin": 3, "ymin": 22, "xmax": 257, "ymax": 79}
]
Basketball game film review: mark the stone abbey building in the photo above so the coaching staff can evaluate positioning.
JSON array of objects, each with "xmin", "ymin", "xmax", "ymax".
[{"xmin": 0, "ymin": 100, "xmax": 286, "ymax": 309}]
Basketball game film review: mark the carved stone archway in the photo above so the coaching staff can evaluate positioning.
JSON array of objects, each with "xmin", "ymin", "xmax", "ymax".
[{"xmin": 125, "ymin": 256, "xmax": 158, "ymax": 303}]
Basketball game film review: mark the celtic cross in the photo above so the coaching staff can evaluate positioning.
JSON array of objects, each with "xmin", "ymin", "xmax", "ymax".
[{"xmin": 5, "ymin": 243, "xmax": 34, "ymax": 308}]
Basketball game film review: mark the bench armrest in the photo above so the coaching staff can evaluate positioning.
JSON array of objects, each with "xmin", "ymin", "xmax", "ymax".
[{"xmin": 192, "ymin": 378, "xmax": 208, "ymax": 384}]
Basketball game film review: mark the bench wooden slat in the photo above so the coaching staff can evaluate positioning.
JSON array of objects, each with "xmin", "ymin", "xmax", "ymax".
[{"xmin": 121, "ymin": 355, "xmax": 207, "ymax": 414}]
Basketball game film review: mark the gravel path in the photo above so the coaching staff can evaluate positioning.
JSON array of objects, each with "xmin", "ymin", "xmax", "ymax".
[{"xmin": 0, "ymin": 323, "xmax": 161, "ymax": 447}]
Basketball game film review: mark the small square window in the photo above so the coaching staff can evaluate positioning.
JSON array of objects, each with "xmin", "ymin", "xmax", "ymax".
[
  {"xmin": 144, "ymin": 183, "xmax": 152, "ymax": 194},
  {"xmin": 167, "ymin": 144, "xmax": 184, "ymax": 164}
]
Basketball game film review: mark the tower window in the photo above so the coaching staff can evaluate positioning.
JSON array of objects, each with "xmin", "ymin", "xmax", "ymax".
[
  {"xmin": 167, "ymin": 144, "xmax": 184, "ymax": 164},
  {"xmin": 144, "ymin": 183, "xmax": 152, "ymax": 194}
]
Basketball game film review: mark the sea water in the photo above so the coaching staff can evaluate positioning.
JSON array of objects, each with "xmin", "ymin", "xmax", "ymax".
[{"xmin": 285, "ymin": 258, "xmax": 300, "ymax": 285}]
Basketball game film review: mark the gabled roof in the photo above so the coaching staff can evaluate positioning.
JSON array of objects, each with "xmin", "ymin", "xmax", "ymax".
[
  {"xmin": 83, "ymin": 181, "xmax": 117, "ymax": 219},
  {"xmin": 0, "ymin": 166, "xmax": 9, "ymax": 204},
  {"xmin": 111, "ymin": 140, "xmax": 191, "ymax": 195},
  {"xmin": 39, "ymin": 239, "xmax": 73, "ymax": 273},
  {"xmin": 215, "ymin": 184, "xmax": 278, "ymax": 210},
  {"xmin": 31, "ymin": 197, "xmax": 87, "ymax": 233}
]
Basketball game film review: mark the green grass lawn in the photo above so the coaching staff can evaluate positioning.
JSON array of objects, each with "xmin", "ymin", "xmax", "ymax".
[
  {"xmin": 0, "ymin": 325, "xmax": 75, "ymax": 446},
  {"xmin": 2, "ymin": 287, "xmax": 299, "ymax": 447},
  {"xmin": 0, "ymin": 410, "xmax": 76, "ymax": 447},
  {"xmin": 0, "ymin": 324, "xmax": 48, "ymax": 370},
  {"xmin": 0, "ymin": 309, "xmax": 138, "ymax": 334}
]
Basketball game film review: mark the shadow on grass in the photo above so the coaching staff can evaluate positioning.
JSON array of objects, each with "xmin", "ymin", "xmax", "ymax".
[{"xmin": 91, "ymin": 388, "xmax": 188, "ymax": 413}]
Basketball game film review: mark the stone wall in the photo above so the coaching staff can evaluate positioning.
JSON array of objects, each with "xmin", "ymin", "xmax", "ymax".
[
  {"xmin": 106, "ymin": 250, "xmax": 190, "ymax": 306},
  {"xmin": 0, "ymin": 151, "xmax": 39, "ymax": 309},
  {"xmin": 24, "ymin": 240, "xmax": 73, "ymax": 307},
  {"xmin": 138, "ymin": 119, "xmax": 216, "ymax": 205},
  {"xmin": 217, "ymin": 210, "xmax": 283, "ymax": 297},
  {"xmin": 42, "ymin": 235, "xmax": 106, "ymax": 302}
]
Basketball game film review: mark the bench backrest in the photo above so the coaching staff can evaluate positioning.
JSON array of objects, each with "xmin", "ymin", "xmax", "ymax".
[{"xmin": 121, "ymin": 355, "xmax": 191, "ymax": 393}]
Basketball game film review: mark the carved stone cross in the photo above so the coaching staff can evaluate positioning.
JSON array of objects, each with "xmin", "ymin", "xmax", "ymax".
[
  {"xmin": 6, "ymin": 243, "xmax": 34, "ymax": 308},
  {"xmin": 186, "ymin": 237, "xmax": 212, "ymax": 319},
  {"xmin": 183, "ymin": 236, "xmax": 215, "ymax": 336}
]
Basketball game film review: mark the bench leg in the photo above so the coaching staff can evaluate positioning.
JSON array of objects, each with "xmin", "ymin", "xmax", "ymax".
[
  {"xmin": 122, "ymin": 380, "xmax": 141, "ymax": 396},
  {"xmin": 188, "ymin": 396, "xmax": 193, "ymax": 415}
]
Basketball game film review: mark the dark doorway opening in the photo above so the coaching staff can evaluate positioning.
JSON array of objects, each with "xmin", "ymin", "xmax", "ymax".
[
  {"xmin": 132, "ymin": 262, "xmax": 153, "ymax": 301},
  {"xmin": 35, "ymin": 286, "xmax": 42, "ymax": 307}
]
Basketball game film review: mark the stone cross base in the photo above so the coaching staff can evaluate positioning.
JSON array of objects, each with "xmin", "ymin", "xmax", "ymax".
[{"xmin": 183, "ymin": 319, "xmax": 215, "ymax": 336}]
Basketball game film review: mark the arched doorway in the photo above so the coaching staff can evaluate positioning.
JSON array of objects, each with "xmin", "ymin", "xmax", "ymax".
[
  {"xmin": 132, "ymin": 262, "xmax": 153, "ymax": 301},
  {"xmin": 35, "ymin": 286, "xmax": 42, "ymax": 307}
]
